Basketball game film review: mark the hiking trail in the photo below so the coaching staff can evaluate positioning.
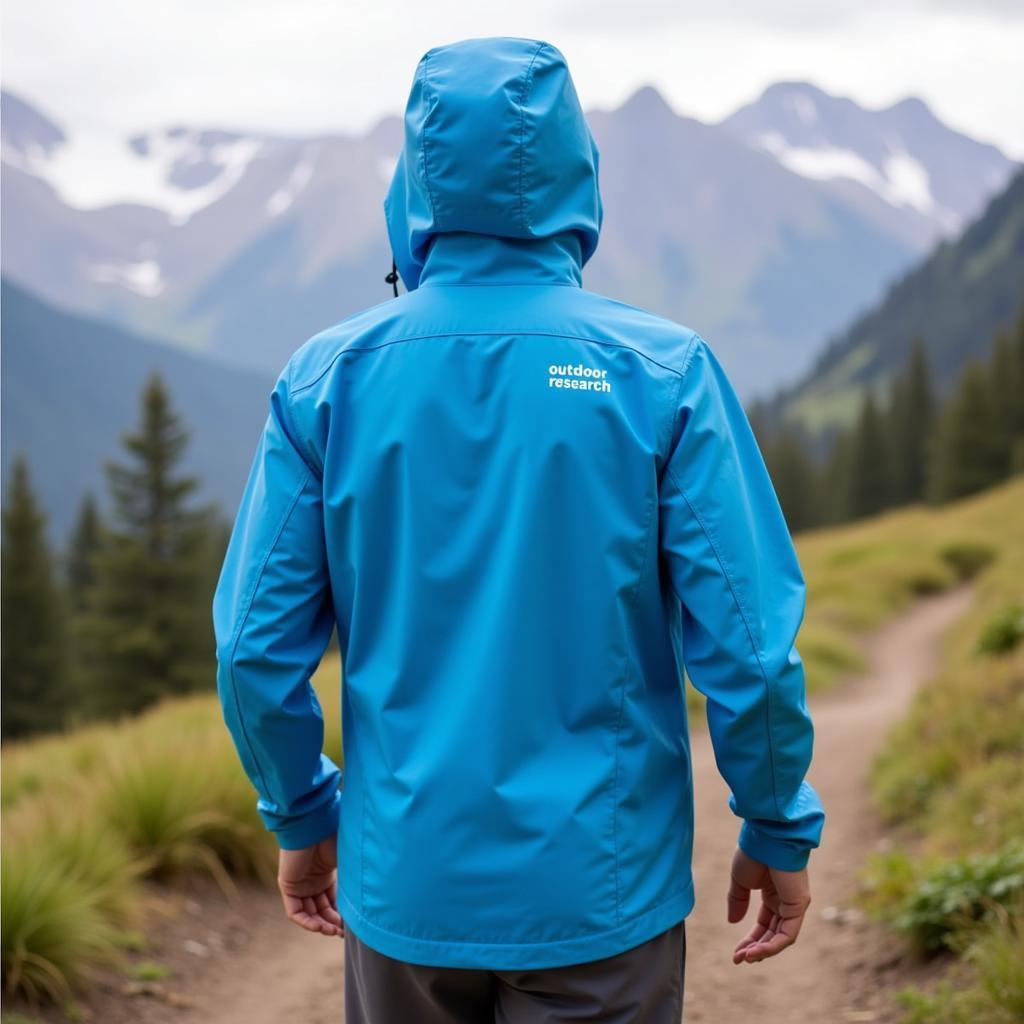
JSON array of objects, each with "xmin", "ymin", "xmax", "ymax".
[{"xmin": 138, "ymin": 584, "xmax": 973, "ymax": 1024}]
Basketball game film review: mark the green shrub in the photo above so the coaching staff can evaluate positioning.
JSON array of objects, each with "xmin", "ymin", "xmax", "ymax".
[
  {"xmin": 896, "ymin": 897, "xmax": 1024, "ymax": 1023},
  {"xmin": 975, "ymin": 604, "xmax": 1024, "ymax": 657},
  {"xmin": 940, "ymin": 540, "xmax": 998, "ymax": 581},
  {"xmin": 892, "ymin": 844, "xmax": 1024, "ymax": 954},
  {"xmin": 907, "ymin": 563, "xmax": 954, "ymax": 595}
]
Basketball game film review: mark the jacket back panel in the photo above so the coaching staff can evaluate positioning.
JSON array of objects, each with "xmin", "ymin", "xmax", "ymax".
[{"xmin": 289, "ymin": 282, "xmax": 699, "ymax": 963}]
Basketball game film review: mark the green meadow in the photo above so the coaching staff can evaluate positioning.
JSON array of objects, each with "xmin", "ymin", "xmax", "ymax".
[{"xmin": 2, "ymin": 477, "xmax": 1022, "ymax": 1017}]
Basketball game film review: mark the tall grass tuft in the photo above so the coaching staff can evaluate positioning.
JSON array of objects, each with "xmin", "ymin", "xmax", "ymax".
[
  {"xmin": 2, "ymin": 794, "xmax": 145, "ymax": 1002},
  {"xmin": 94, "ymin": 730, "xmax": 277, "ymax": 893},
  {"xmin": 1, "ymin": 846, "xmax": 125, "ymax": 1003}
]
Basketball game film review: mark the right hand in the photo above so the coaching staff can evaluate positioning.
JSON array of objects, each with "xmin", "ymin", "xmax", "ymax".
[
  {"xmin": 727, "ymin": 847, "xmax": 811, "ymax": 964},
  {"xmin": 277, "ymin": 834, "xmax": 345, "ymax": 938}
]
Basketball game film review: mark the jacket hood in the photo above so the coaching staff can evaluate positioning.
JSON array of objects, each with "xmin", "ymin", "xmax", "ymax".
[{"xmin": 383, "ymin": 37, "xmax": 603, "ymax": 291}]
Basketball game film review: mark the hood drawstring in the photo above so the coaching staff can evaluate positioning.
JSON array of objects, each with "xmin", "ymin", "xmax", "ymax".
[{"xmin": 385, "ymin": 257, "xmax": 400, "ymax": 297}]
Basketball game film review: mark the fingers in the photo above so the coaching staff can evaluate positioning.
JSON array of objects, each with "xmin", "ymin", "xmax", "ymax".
[
  {"xmin": 733, "ymin": 897, "xmax": 809, "ymax": 964},
  {"xmin": 280, "ymin": 890, "xmax": 345, "ymax": 937},
  {"xmin": 732, "ymin": 903, "xmax": 774, "ymax": 964},
  {"xmin": 727, "ymin": 874, "xmax": 752, "ymax": 924},
  {"xmin": 735, "ymin": 915, "xmax": 796, "ymax": 963},
  {"xmin": 316, "ymin": 890, "xmax": 345, "ymax": 932},
  {"xmin": 727, "ymin": 847, "xmax": 766, "ymax": 924},
  {"xmin": 727, "ymin": 853, "xmax": 812, "ymax": 965}
]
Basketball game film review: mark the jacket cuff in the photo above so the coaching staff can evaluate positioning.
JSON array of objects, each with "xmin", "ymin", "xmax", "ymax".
[
  {"xmin": 738, "ymin": 821, "xmax": 813, "ymax": 872},
  {"xmin": 264, "ymin": 791, "xmax": 342, "ymax": 850}
]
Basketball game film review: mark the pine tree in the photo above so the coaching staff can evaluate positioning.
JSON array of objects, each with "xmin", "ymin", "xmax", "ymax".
[
  {"xmin": 78, "ymin": 374, "xmax": 215, "ymax": 717},
  {"xmin": 763, "ymin": 426, "xmax": 820, "ymax": 533},
  {"xmin": 66, "ymin": 492, "xmax": 103, "ymax": 613},
  {"xmin": 820, "ymin": 430, "xmax": 855, "ymax": 525},
  {"xmin": 926, "ymin": 360, "xmax": 1006, "ymax": 503},
  {"xmin": 884, "ymin": 371, "xmax": 908, "ymax": 500},
  {"xmin": 1, "ymin": 456, "xmax": 69, "ymax": 739},
  {"xmin": 889, "ymin": 338, "xmax": 935, "ymax": 505},
  {"xmin": 1011, "ymin": 304, "xmax": 1024, "ymax": 474},
  {"xmin": 847, "ymin": 390, "xmax": 891, "ymax": 519}
]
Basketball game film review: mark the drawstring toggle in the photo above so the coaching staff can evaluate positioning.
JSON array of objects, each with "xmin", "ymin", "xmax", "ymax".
[{"xmin": 385, "ymin": 258, "xmax": 400, "ymax": 297}]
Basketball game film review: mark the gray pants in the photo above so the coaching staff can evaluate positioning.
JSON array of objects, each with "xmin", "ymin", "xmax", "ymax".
[{"xmin": 344, "ymin": 921, "xmax": 686, "ymax": 1023}]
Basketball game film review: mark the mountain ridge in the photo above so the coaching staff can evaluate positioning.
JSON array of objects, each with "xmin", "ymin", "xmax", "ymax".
[{"xmin": 2, "ymin": 81, "xmax": 1017, "ymax": 399}]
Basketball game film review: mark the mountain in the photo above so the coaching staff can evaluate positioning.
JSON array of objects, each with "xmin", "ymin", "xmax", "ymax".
[
  {"xmin": 0, "ymin": 278, "xmax": 273, "ymax": 541},
  {"xmin": 1, "ymin": 84, "xmax": 1018, "ymax": 398},
  {"xmin": 719, "ymin": 82, "xmax": 1011, "ymax": 238},
  {"xmin": 774, "ymin": 167, "xmax": 1024, "ymax": 436},
  {"xmin": 0, "ymin": 88, "xmax": 403, "ymax": 371}
]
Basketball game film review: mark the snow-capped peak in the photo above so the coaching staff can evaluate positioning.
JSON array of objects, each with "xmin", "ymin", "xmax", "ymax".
[
  {"xmin": 719, "ymin": 81, "xmax": 1015, "ymax": 236},
  {"xmin": 2, "ymin": 91, "xmax": 266, "ymax": 225}
]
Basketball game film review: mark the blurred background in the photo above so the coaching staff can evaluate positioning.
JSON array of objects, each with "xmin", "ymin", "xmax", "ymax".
[{"xmin": 1, "ymin": 3, "xmax": 1021, "ymax": 1023}]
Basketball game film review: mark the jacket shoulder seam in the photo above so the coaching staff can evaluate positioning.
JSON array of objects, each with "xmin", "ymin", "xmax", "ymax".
[
  {"xmin": 290, "ymin": 329, "xmax": 692, "ymax": 395},
  {"xmin": 663, "ymin": 464, "xmax": 782, "ymax": 820},
  {"xmin": 279, "ymin": 366, "xmax": 323, "ymax": 480},
  {"xmin": 663, "ymin": 332, "xmax": 702, "ymax": 467}
]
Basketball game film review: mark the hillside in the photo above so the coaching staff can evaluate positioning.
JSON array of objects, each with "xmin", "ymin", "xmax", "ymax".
[
  {"xmin": 0, "ymin": 279, "xmax": 273, "ymax": 540},
  {"xmin": 4, "ymin": 474, "xmax": 1020, "ymax": 1018},
  {"xmin": 778, "ymin": 167, "xmax": 1024, "ymax": 434}
]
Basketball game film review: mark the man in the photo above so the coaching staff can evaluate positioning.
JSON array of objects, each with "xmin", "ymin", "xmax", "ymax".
[{"xmin": 213, "ymin": 36, "xmax": 824, "ymax": 1022}]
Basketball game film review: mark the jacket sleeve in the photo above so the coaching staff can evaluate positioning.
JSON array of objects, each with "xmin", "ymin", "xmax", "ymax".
[
  {"xmin": 658, "ymin": 334, "xmax": 824, "ymax": 871},
  {"xmin": 212, "ymin": 366, "xmax": 342, "ymax": 850}
]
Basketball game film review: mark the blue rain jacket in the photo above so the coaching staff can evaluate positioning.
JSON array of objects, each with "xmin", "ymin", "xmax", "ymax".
[{"xmin": 213, "ymin": 36, "xmax": 824, "ymax": 970}]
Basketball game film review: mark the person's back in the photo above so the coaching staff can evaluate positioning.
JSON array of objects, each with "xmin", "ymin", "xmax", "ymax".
[{"xmin": 213, "ymin": 35, "xmax": 825, "ymax": 1020}]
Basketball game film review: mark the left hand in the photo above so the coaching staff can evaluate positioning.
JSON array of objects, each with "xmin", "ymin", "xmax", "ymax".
[{"xmin": 277, "ymin": 833, "xmax": 345, "ymax": 937}]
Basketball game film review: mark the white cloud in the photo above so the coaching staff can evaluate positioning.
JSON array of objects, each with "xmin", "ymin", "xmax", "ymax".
[{"xmin": 2, "ymin": 0, "xmax": 1022, "ymax": 158}]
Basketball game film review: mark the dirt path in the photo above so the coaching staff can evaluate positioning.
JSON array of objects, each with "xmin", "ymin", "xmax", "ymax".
[
  {"xmin": 159, "ymin": 584, "xmax": 972, "ymax": 1024},
  {"xmin": 683, "ymin": 582, "xmax": 974, "ymax": 1022}
]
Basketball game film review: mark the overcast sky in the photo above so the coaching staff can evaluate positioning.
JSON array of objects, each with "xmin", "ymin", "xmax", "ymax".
[{"xmin": 3, "ymin": 0, "xmax": 1023, "ymax": 157}]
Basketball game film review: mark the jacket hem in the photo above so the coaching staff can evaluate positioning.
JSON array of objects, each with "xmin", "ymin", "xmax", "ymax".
[{"xmin": 337, "ymin": 878, "xmax": 695, "ymax": 970}]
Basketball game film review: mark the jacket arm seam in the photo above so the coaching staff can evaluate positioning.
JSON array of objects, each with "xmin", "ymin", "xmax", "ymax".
[
  {"xmin": 223, "ymin": 468, "xmax": 314, "ymax": 803},
  {"xmin": 664, "ymin": 465, "xmax": 783, "ymax": 821}
]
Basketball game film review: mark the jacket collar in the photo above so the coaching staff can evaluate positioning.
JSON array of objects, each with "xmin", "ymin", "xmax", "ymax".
[{"xmin": 416, "ymin": 230, "xmax": 584, "ymax": 288}]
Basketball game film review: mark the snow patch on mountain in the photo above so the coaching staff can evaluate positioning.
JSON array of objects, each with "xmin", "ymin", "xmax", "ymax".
[
  {"xmin": 11, "ymin": 124, "xmax": 264, "ymax": 225},
  {"xmin": 754, "ymin": 130, "xmax": 959, "ymax": 229},
  {"xmin": 267, "ymin": 148, "xmax": 317, "ymax": 217},
  {"xmin": 90, "ymin": 259, "xmax": 165, "ymax": 297}
]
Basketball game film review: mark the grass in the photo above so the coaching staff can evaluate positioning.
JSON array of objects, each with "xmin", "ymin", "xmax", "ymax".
[
  {"xmin": 124, "ymin": 961, "xmax": 170, "ymax": 982},
  {"xmin": 2, "ymin": 477, "xmax": 1022, "ymax": 1004},
  {"xmin": 1, "ymin": 844, "xmax": 128, "ymax": 1004},
  {"xmin": 856, "ymin": 478, "xmax": 1024, "ymax": 1019},
  {"xmin": 1, "ymin": 677, "xmax": 342, "ymax": 1004},
  {"xmin": 896, "ymin": 897, "xmax": 1024, "ymax": 1024}
]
